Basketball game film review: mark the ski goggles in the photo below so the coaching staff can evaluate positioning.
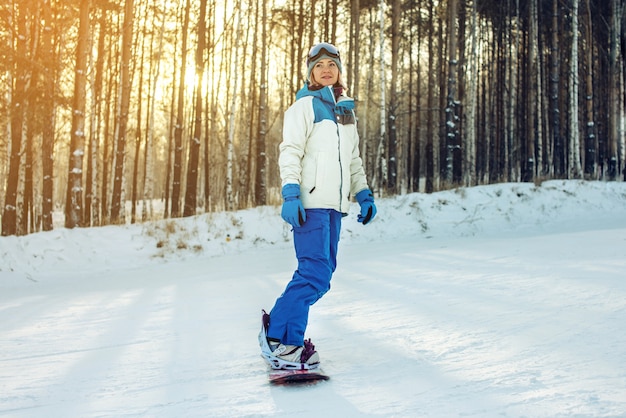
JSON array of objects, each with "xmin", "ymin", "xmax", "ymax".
[{"xmin": 306, "ymin": 43, "xmax": 341, "ymax": 66}]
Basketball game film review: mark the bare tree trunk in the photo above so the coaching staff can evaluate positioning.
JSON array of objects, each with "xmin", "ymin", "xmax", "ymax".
[
  {"xmin": 348, "ymin": 0, "xmax": 359, "ymax": 97},
  {"xmin": 226, "ymin": 1, "xmax": 242, "ymax": 211},
  {"xmin": 209, "ymin": 0, "xmax": 227, "ymax": 211},
  {"xmin": 583, "ymin": 0, "xmax": 597, "ymax": 178},
  {"xmin": 140, "ymin": 5, "xmax": 155, "ymax": 222},
  {"xmin": 549, "ymin": 0, "xmax": 561, "ymax": 177},
  {"xmin": 387, "ymin": 0, "xmax": 400, "ymax": 193},
  {"xmin": 2, "ymin": 3, "xmax": 28, "ymax": 236},
  {"xmin": 85, "ymin": 9, "xmax": 106, "ymax": 227},
  {"xmin": 13, "ymin": 2, "xmax": 40, "ymax": 235},
  {"xmin": 535, "ymin": 12, "xmax": 545, "ymax": 179},
  {"xmin": 239, "ymin": 4, "xmax": 252, "ymax": 208},
  {"xmin": 510, "ymin": 0, "xmax": 521, "ymax": 181},
  {"xmin": 164, "ymin": 72, "xmax": 176, "ymax": 219},
  {"xmin": 375, "ymin": 0, "xmax": 387, "ymax": 193},
  {"xmin": 295, "ymin": 0, "xmax": 304, "ymax": 89},
  {"xmin": 491, "ymin": 28, "xmax": 503, "ymax": 183},
  {"xmin": 203, "ymin": 0, "xmax": 216, "ymax": 212},
  {"xmin": 243, "ymin": 2, "xmax": 257, "ymax": 207},
  {"xmin": 323, "ymin": 0, "xmax": 329, "ymax": 41},
  {"xmin": 65, "ymin": 0, "xmax": 90, "ymax": 228},
  {"xmin": 406, "ymin": 4, "xmax": 416, "ymax": 192},
  {"xmin": 41, "ymin": 0, "xmax": 56, "ymax": 231},
  {"xmin": 143, "ymin": 0, "xmax": 167, "ymax": 221},
  {"xmin": 110, "ymin": 0, "xmax": 134, "ymax": 223},
  {"xmin": 361, "ymin": 9, "xmax": 376, "ymax": 183},
  {"xmin": 445, "ymin": 0, "xmax": 460, "ymax": 186},
  {"xmin": 170, "ymin": 0, "xmax": 190, "ymax": 217},
  {"xmin": 483, "ymin": 22, "xmax": 494, "ymax": 182},
  {"xmin": 23, "ymin": 99, "xmax": 34, "ymax": 234},
  {"xmin": 425, "ymin": 0, "xmax": 435, "ymax": 193},
  {"xmin": 131, "ymin": 12, "xmax": 146, "ymax": 224},
  {"xmin": 524, "ymin": 0, "xmax": 538, "ymax": 182},
  {"xmin": 607, "ymin": 0, "xmax": 622, "ymax": 179},
  {"xmin": 413, "ymin": 6, "xmax": 422, "ymax": 192},
  {"xmin": 101, "ymin": 47, "xmax": 117, "ymax": 225},
  {"xmin": 163, "ymin": 6, "xmax": 181, "ymax": 219},
  {"xmin": 464, "ymin": 0, "xmax": 478, "ymax": 186},
  {"xmin": 309, "ymin": 0, "xmax": 316, "ymax": 48},
  {"xmin": 183, "ymin": 0, "xmax": 207, "ymax": 217},
  {"xmin": 438, "ymin": 12, "xmax": 447, "ymax": 187},
  {"xmin": 568, "ymin": 0, "xmax": 582, "ymax": 178},
  {"xmin": 255, "ymin": 0, "xmax": 268, "ymax": 206},
  {"xmin": 330, "ymin": 0, "xmax": 337, "ymax": 44}
]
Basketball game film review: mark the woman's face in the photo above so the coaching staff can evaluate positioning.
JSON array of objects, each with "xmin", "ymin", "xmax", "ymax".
[{"xmin": 311, "ymin": 58, "xmax": 339, "ymax": 87}]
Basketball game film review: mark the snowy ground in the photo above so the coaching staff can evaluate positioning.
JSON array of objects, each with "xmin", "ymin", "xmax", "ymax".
[{"xmin": 1, "ymin": 180, "xmax": 626, "ymax": 417}]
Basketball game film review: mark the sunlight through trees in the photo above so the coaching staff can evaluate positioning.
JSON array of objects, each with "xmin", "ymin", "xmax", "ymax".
[{"xmin": 1, "ymin": 0, "xmax": 624, "ymax": 235}]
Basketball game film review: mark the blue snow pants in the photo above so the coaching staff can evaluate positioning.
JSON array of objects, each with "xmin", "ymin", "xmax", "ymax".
[{"xmin": 267, "ymin": 209, "xmax": 342, "ymax": 346}]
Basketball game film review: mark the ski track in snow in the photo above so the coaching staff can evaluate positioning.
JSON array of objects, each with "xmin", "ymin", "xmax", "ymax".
[{"xmin": 1, "ymin": 180, "xmax": 626, "ymax": 417}]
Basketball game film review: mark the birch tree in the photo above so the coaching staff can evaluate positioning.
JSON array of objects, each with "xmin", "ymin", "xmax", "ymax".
[
  {"xmin": 3, "ymin": 0, "xmax": 626, "ymax": 238},
  {"xmin": 41, "ymin": 0, "xmax": 57, "ymax": 231},
  {"xmin": 407, "ymin": 3, "xmax": 421, "ymax": 192},
  {"xmin": 568, "ymin": 0, "xmax": 582, "ymax": 178},
  {"xmin": 549, "ymin": 0, "xmax": 562, "ymax": 177},
  {"xmin": 2, "ymin": 1, "xmax": 29, "ymax": 236},
  {"xmin": 348, "ymin": 0, "xmax": 360, "ymax": 100},
  {"xmin": 386, "ymin": 0, "xmax": 400, "ymax": 193},
  {"xmin": 100, "ymin": 38, "xmax": 118, "ymax": 224},
  {"xmin": 65, "ymin": 0, "xmax": 90, "ymax": 228},
  {"xmin": 582, "ymin": 0, "xmax": 597, "ymax": 178},
  {"xmin": 607, "ymin": 0, "xmax": 622, "ymax": 180},
  {"xmin": 361, "ymin": 8, "xmax": 376, "ymax": 183},
  {"xmin": 375, "ymin": 0, "xmax": 387, "ymax": 192},
  {"xmin": 226, "ymin": 2, "xmax": 242, "ymax": 211},
  {"xmin": 508, "ymin": 0, "xmax": 520, "ymax": 181},
  {"xmin": 464, "ymin": 0, "xmax": 478, "ymax": 186},
  {"xmin": 130, "ymin": 2, "xmax": 147, "ymax": 224},
  {"xmin": 203, "ymin": 1, "xmax": 217, "ymax": 211},
  {"xmin": 110, "ymin": 0, "xmax": 135, "ymax": 224},
  {"xmin": 143, "ymin": 0, "xmax": 168, "ymax": 221},
  {"xmin": 85, "ymin": 7, "xmax": 107, "ymax": 227},
  {"xmin": 445, "ymin": 0, "xmax": 460, "ymax": 185},
  {"xmin": 255, "ymin": 0, "xmax": 268, "ymax": 206}
]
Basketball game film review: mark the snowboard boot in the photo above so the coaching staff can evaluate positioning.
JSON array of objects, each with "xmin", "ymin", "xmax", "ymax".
[{"xmin": 259, "ymin": 310, "xmax": 320, "ymax": 370}]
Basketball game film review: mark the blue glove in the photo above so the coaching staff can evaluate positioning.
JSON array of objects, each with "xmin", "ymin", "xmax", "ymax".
[
  {"xmin": 281, "ymin": 184, "xmax": 306, "ymax": 228},
  {"xmin": 356, "ymin": 189, "xmax": 376, "ymax": 225}
]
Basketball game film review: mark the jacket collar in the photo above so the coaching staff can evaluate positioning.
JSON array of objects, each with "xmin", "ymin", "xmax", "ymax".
[{"xmin": 296, "ymin": 83, "xmax": 336, "ymax": 105}]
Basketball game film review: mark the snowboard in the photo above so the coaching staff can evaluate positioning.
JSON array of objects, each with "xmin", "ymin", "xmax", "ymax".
[{"xmin": 268, "ymin": 368, "xmax": 329, "ymax": 385}]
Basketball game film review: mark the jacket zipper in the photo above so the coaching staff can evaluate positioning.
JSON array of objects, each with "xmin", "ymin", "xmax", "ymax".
[{"xmin": 331, "ymin": 87, "xmax": 344, "ymax": 213}]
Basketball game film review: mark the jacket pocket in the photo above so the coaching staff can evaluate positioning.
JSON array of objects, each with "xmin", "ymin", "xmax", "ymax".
[
  {"xmin": 302, "ymin": 151, "xmax": 328, "ymax": 194},
  {"xmin": 312, "ymin": 152, "xmax": 330, "ymax": 193}
]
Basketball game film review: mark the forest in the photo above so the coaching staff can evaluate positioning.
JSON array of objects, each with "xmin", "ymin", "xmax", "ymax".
[{"xmin": 1, "ymin": 0, "xmax": 625, "ymax": 236}]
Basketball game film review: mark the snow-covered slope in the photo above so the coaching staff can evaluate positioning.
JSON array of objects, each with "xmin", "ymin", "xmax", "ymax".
[{"xmin": 1, "ymin": 180, "xmax": 625, "ymax": 417}]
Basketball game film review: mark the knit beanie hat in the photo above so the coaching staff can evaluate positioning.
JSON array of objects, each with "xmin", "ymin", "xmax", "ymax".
[{"xmin": 306, "ymin": 42, "xmax": 342, "ymax": 82}]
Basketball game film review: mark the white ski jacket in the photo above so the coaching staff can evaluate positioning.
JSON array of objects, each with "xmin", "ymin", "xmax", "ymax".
[{"xmin": 279, "ymin": 84, "xmax": 369, "ymax": 214}]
